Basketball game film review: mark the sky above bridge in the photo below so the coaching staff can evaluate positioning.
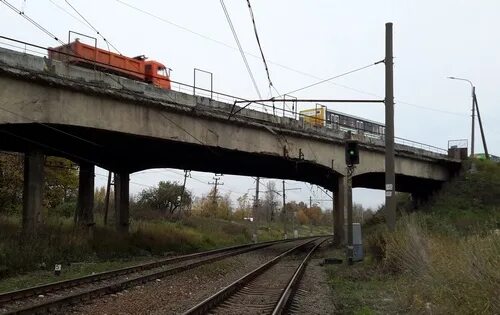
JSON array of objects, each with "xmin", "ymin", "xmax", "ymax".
[{"xmin": 1, "ymin": 0, "xmax": 498, "ymax": 209}]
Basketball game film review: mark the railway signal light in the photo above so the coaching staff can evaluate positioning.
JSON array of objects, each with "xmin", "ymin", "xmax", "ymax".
[{"xmin": 345, "ymin": 140, "xmax": 359, "ymax": 166}]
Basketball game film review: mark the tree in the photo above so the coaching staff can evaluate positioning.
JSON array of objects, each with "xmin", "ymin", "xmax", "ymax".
[
  {"xmin": 234, "ymin": 193, "xmax": 252, "ymax": 220},
  {"xmin": 191, "ymin": 188, "xmax": 233, "ymax": 220},
  {"xmin": 260, "ymin": 181, "xmax": 280, "ymax": 223},
  {"xmin": 304, "ymin": 204, "xmax": 322, "ymax": 225},
  {"xmin": 0, "ymin": 152, "xmax": 23, "ymax": 213},
  {"xmin": 44, "ymin": 157, "xmax": 79, "ymax": 208},
  {"xmin": 135, "ymin": 181, "xmax": 191, "ymax": 217},
  {"xmin": 0, "ymin": 152, "xmax": 78, "ymax": 213}
]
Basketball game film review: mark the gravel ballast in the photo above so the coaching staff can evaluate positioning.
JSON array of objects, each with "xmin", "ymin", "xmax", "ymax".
[{"xmin": 70, "ymin": 240, "xmax": 311, "ymax": 314}]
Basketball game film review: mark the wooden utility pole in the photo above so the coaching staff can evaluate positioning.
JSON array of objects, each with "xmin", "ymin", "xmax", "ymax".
[
  {"xmin": 385, "ymin": 22, "xmax": 396, "ymax": 231},
  {"xmin": 208, "ymin": 174, "xmax": 223, "ymax": 211},
  {"xmin": 179, "ymin": 170, "xmax": 190, "ymax": 216}
]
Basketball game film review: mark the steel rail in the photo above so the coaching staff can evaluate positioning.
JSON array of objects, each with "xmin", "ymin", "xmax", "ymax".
[
  {"xmin": 272, "ymin": 238, "xmax": 328, "ymax": 315},
  {"xmin": 4, "ymin": 238, "xmax": 314, "ymax": 315},
  {"xmin": 182, "ymin": 237, "xmax": 326, "ymax": 315},
  {"xmin": 0, "ymin": 238, "xmax": 298, "ymax": 306}
]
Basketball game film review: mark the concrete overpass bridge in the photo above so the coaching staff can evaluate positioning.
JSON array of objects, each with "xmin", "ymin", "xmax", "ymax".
[{"xmin": 0, "ymin": 47, "xmax": 461, "ymax": 239}]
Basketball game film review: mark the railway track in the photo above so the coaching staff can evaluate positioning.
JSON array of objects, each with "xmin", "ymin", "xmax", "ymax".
[
  {"xmin": 183, "ymin": 237, "xmax": 328, "ymax": 315},
  {"xmin": 0, "ymin": 238, "xmax": 313, "ymax": 314}
]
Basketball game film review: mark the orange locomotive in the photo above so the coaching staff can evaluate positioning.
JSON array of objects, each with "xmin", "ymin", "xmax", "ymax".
[{"xmin": 48, "ymin": 39, "xmax": 171, "ymax": 90}]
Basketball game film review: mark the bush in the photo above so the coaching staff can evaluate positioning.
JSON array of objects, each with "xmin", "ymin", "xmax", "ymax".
[
  {"xmin": 50, "ymin": 201, "xmax": 77, "ymax": 218},
  {"xmin": 370, "ymin": 213, "xmax": 500, "ymax": 314}
]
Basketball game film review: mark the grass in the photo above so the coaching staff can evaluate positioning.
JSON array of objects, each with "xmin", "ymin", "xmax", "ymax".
[
  {"xmin": 0, "ymin": 258, "xmax": 148, "ymax": 293},
  {"xmin": 327, "ymin": 159, "xmax": 500, "ymax": 314},
  {"xmin": 0, "ymin": 214, "xmax": 331, "ymax": 292},
  {"xmin": 326, "ymin": 249, "xmax": 401, "ymax": 314}
]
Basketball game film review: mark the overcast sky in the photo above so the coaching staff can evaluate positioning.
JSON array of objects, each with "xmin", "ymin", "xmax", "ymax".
[{"xmin": 1, "ymin": 0, "xmax": 499, "ymax": 209}]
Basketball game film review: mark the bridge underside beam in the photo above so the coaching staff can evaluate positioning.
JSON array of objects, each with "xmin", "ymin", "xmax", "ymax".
[
  {"xmin": 352, "ymin": 172, "xmax": 443, "ymax": 194},
  {"xmin": 0, "ymin": 123, "xmax": 341, "ymax": 191}
]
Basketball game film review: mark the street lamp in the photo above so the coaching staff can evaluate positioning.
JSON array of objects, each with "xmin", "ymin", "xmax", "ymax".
[{"xmin": 447, "ymin": 76, "xmax": 476, "ymax": 156}]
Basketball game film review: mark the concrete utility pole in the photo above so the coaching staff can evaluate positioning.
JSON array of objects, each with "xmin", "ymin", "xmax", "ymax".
[
  {"xmin": 447, "ymin": 77, "xmax": 477, "ymax": 157},
  {"xmin": 346, "ymin": 166, "xmax": 354, "ymax": 265},
  {"xmin": 471, "ymin": 86, "xmax": 476, "ymax": 157},
  {"xmin": 473, "ymin": 93, "xmax": 489, "ymax": 158},
  {"xmin": 309, "ymin": 196, "xmax": 313, "ymax": 236},
  {"xmin": 252, "ymin": 177, "xmax": 260, "ymax": 242},
  {"xmin": 385, "ymin": 22, "xmax": 396, "ymax": 231},
  {"xmin": 103, "ymin": 171, "xmax": 112, "ymax": 225}
]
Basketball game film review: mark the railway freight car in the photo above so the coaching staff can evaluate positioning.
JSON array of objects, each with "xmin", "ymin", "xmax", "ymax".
[{"xmin": 300, "ymin": 106, "xmax": 385, "ymax": 138}]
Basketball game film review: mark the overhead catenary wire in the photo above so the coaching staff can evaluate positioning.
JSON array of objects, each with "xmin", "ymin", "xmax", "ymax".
[
  {"xmin": 219, "ymin": 0, "xmax": 262, "ymax": 100},
  {"xmin": 0, "ymin": 0, "xmax": 64, "ymax": 45},
  {"xmin": 64, "ymin": 0, "xmax": 122, "ymax": 54},
  {"xmin": 47, "ymin": 0, "xmax": 91, "ymax": 30},
  {"xmin": 245, "ymin": 0, "xmax": 277, "ymax": 95},
  {"xmin": 110, "ymin": 1, "xmax": 469, "ymax": 117}
]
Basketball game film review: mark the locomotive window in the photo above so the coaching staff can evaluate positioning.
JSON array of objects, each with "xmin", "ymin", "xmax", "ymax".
[
  {"xmin": 334, "ymin": 115, "xmax": 339, "ymax": 123},
  {"xmin": 358, "ymin": 121, "xmax": 364, "ymax": 129},
  {"xmin": 157, "ymin": 67, "xmax": 167, "ymax": 77}
]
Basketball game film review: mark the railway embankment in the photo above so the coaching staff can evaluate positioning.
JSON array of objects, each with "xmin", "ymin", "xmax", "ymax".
[{"xmin": 328, "ymin": 159, "xmax": 500, "ymax": 314}]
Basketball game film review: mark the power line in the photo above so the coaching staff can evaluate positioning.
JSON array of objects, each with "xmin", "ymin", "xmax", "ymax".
[
  {"xmin": 64, "ymin": 0, "xmax": 122, "ymax": 54},
  {"xmin": 219, "ymin": 0, "xmax": 262, "ymax": 99},
  {"xmin": 110, "ymin": 1, "xmax": 471, "ymax": 117}
]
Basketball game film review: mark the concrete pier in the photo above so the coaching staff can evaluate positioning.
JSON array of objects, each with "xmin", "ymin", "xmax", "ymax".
[
  {"xmin": 76, "ymin": 162, "xmax": 95, "ymax": 227},
  {"xmin": 114, "ymin": 172, "xmax": 129, "ymax": 233},
  {"xmin": 22, "ymin": 150, "xmax": 44, "ymax": 234}
]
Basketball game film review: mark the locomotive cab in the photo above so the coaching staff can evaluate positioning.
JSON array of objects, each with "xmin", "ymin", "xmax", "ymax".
[{"xmin": 145, "ymin": 61, "xmax": 171, "ymax": 90}]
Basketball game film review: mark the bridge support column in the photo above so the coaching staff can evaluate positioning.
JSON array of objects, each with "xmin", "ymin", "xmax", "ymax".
[
  {"xmin": 22, "ymin": 150, "xmax": 44, "ymax": 235},
  {"xmin": 114, "ymin": 172, "xmax": 129, "ymax": 233},
  {"xmin": 333, "ymin": 175, "xmax": 346, "ymax": 246},
  {"xmin": 76, "ymin": 162, "xmax": 95, "ymax": 228}
]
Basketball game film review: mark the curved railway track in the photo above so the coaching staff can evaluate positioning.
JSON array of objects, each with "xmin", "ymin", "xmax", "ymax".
[
  {"xmin": 183, "ymin": 237, "xmax": 328, "ymax": 315},
  {"xmin": 0, "ymin": 238, "xmax": 315, "ymax": 315}
]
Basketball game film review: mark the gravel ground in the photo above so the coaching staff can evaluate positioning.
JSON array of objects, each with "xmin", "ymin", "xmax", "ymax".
[
  {"xmin": 289, "ymin": 243, "xmax": 337, "ymax": 314},
  {"xmin": 69, "ymin": 239, "xmax": 311, "ymax": 315}
]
